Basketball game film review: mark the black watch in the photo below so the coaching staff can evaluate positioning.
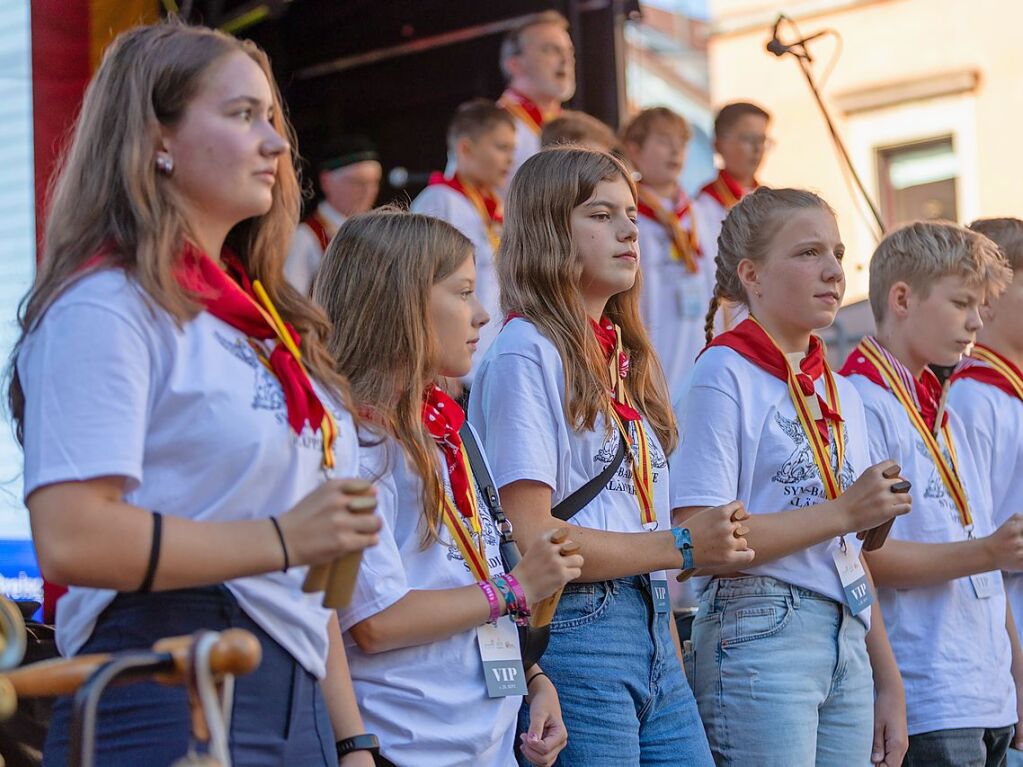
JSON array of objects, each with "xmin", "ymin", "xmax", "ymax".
[{"xmin": 336, "ymin": 733, "xmax": 380, "ymax": 760}]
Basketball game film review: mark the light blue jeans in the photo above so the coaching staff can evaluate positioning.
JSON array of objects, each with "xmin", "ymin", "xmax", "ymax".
[
  {"xmin": 520, "ymin": 575, "xmax": 713, "ymax": 766},
  {"xmin": 687, "ymin": 575, "xmax": 873, "ymax": 766}
]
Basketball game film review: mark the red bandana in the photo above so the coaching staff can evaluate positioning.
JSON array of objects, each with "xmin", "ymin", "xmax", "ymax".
[
  {"xmin": 422, "ymin": 384, "xmax": 474, "ymax": 519},
  {"xmin": 175, "ymin": 242, "xmax": 329, "ymax": 438},
  {"xmin": 952, "ymin": 344, "xmax": 1023, "ymax": 402},
  {"xmin": 700, "ymin": 169, "xmax": 757, "ymax": 210},
  {"xmin": 839, "ymin": 337, "xmax": 948, "ymax": 432},
  {"xmin": 706, "ymin": 318, "xmax": 842, "ymax": 442},
  {"xmin": 428, "ymin": 172, "xmax": 503, "ymax": 225},
  {"xmin": 498, "ymin": 88, "xmax": 556, "ymax": 133}
]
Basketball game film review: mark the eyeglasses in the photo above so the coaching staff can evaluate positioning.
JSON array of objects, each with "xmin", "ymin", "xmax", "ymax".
[{"xmin": 727, "ymin": 133, "xmax": 775, "ymax": 151}]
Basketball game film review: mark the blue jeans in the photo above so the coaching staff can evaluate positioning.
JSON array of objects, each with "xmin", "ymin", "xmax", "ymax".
[
  {"xmin": 905, "ymin": 726, "xmax": 1014, "ymax": 767},
  {"xmin": 520, "ymin": 575, "xmax": 712, "ymax": 766},
  {"xmin": 42, "ymin": 587, "xmax": 337, "ymax": 767},
  {"xmin": 689, "ymin": 576, "xmax": 873, "ymax": 766}
]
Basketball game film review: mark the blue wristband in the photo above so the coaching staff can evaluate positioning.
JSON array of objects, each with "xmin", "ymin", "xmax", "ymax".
[{"xmin": 671, "ymin": 526, "xmax": 695, "ymax": 570}]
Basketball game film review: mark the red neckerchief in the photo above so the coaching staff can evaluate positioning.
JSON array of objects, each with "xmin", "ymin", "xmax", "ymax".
[
  {"xmin": 952, "ymin": 343, "xmax": 1023, "ymax": 401},
  {"xmin": 699, "ymin": 169, "xmax": 756, "ymax": 210},
  {"xmin": 706, "ymin": 318, "xmax": 842, "ymax": 442},
  {"xmin": 498, "ymin": 87, "xmax": 556, "ymax": 131},
  {"xmin": 839, "ymin": 336, "xmax": 947, "ymax": 432},
  {"xmin": 427, "ymin": 172, "xmax": 504, "ymax": 225},
  {"xmin": 422, "ymin": 384, "xmax": 474, "ymax": 519},
  {"xmin": 590, "ymin": 317, "xmax": 642, "ymax": 422},
  {"xmin": 504, "ymin": 313, "xmax": 641, "ymax": 422},
  {"xmin": 175, "ymin": 242, "xmax": 329, "ymax": 437},
  {"xmin": 302, "ymin": 211, "xmax": 331, "ymax": 251}
]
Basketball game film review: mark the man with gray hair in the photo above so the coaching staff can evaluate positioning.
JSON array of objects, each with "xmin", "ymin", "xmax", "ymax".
[{"xmin": 497, "ymin": 10, "xmax": 575, "ymax": 196}]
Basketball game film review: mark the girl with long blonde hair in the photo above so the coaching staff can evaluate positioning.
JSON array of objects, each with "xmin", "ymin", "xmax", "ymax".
[
  {"xmin": 468, "ymin": 147, "xmax": 753, "ymax": 765},
  {"xmin": 9, "ymin": 21, "xmax": 379, "ymax": 766},
  {"xmin": 315, "ymin": 209, "xmax": 582, "ymax": 767}
]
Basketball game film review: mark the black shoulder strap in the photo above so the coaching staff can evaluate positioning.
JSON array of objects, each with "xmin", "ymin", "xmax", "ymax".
[
  {"xmin": 458, "ymin": 422, "xmax": 522, "ymax": 570},
  {"xmin": 551, "ymin": 432, "xmax": 627, "ymax": 522},
  {"xmin": 458, "ymin": 422, "xmax": 501, "ymax": 516},
  {"xmin": 459, "ymin": 423, "xmax": 627, "ymax": 524}
]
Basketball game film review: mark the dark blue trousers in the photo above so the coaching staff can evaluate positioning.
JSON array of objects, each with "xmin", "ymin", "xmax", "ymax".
[{"xmin": 42, "ymin": 586, "xmax": 337, "ymax": 767}]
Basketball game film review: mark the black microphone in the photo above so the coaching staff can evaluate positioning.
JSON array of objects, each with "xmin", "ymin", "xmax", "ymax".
[
  {"xmin": 387, "ymin": 167, "xmax": 433, "ymax": 189},
  {"xmin": 766, "ymin": 14, "xmax": 788, "ymax": 56}
]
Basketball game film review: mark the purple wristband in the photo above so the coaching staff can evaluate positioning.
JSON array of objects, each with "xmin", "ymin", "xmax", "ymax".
[
  {"xmin": 501, "ymin": 572, "xmax": 531, "ymax": 622},
  {"xmin": 477, "ymin": 580, "xmax": 501, "ymax": 624}
]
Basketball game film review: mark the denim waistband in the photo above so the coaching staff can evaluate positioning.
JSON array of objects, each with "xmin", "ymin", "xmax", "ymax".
[
  {"xmin": 705, "ymin": 574, "xmax": 838, "ymax": 605},
  {"xmin": 562, "ymin": 574, "xmax": 650, "ymax": 595}
]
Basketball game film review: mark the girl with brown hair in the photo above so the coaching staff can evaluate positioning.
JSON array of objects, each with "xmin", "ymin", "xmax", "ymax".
[
  {"xmin": 9, "ymin": 21, "xmax": 379, "ymax": 766},
  {"xmin": 315, "ymin": 209, "xmax": 582, "ymax": 767},
  {"xmin": 467, "ymin": 147, "xmax": 753, "ymax": 765}
]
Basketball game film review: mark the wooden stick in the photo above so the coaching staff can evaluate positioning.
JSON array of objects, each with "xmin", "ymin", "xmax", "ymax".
[
  {"xmin": 4, "ymin": 628, "xmax": 261, "ymax": 700},
  {"xmin": 302, "ymin": 479, "xmax": 375, "ymax": 597},
  {"xmin": 530, "ymin": 528, "xmax": 576, "ymax": 628}
]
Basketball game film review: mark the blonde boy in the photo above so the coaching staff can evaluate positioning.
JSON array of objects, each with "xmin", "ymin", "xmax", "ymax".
[
  {"xmin": 622, "ymin": 107, "xmax": 709, "ymax": 393},
  {"xmin": 949, "ymin": 218, "xmax": 1023, "ymax": 757},
  {"xmin": 840, "ymin": 221, "xmax": 1023, "ymax": 766}
]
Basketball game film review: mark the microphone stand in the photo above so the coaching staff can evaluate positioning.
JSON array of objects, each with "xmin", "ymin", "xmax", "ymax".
[{"xmin": 766, "ymin": 15, "xmax": 886, "ymax": 238}]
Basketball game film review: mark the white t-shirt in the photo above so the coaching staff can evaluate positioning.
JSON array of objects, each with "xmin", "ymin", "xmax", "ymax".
[
  {"xmin": 284, "ymin": 201, "xmax": 345, "ymax": 294},
  {"xmin": 340, "ymin": 428, "xmax": 518, "ymax": 767},
  {"xmin": 691, "ymin": 189, "xmax": 747, "ymax": 333},
  {"xmin": 468, "ymin": 317, "xmax": 671, "ymax": 538},
  {"xmin": 670, "ymin": 346, "xmax": 871, "ymax": 624},
  {"xmin": 18, "ymin": 269, "xmax": 357, "ymax": 678},
  {"xmin": 637, "ymin": 204, "xmax": 715, "ymax": 395},
  {"xmin": 848, "ymin": 372, "xmax": 1015, "ymax": 734},
  {"xmin": 949, "ymin": 377, "xmax": 1023, "ymax": 643},
  {"xmin": 411, "ymin": 184, "xmax": 501, "ymax": 382},
  {"xmin": 499, "ymin": 120, "xmax": 541, "ymax": 201}
]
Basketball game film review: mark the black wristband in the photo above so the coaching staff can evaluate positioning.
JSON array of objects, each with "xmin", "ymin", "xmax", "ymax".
[
  {"xmin": 336, "ymin": 733, "xmax": 380, "ymax": 759},
  {"xmin": 269, "ymin": 516, "xmax": 289, "ymax": 573},
  {"xmin": 527, "ymin": 670, "xmax": 548, "ymax": 687},
  {"xmin": 137, "ymin": 511, "xmax": 162, "ymax": 593}
]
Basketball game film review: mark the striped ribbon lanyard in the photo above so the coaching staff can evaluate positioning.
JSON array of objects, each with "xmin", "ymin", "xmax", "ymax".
[
  {"xmin": 439, "ymin": 443, "xmax": 490, "ymax": 581},
  {"xmin": 973, "ymin": 345, "xmax": 1023, "ymax": 399},
  {"xmin": 858, "ymin": 339, "xmax": 972, "ymax": 533},
  {"xmin": 605, "ymin": 323, "xmax": 657, "ymax": 529},
  {"xmin": 755, "ymin": 319, "xmax": 845, "ymax": 500},
  {"xmin": 458, "ymin": 177, "xmax": 501, "ymax": 254}
]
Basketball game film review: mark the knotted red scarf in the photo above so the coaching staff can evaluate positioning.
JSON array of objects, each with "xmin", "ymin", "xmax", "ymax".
[
  {"xmin": 706, "ymin": 318, "xmax": 842, "ymax": 442},
  {"xmin": 176, "ymin": 242, "xmax": 330, "ymax": 439},
  {"xmin": 422, "ymin": 384, "xmax": 474, "ymax": 519}
]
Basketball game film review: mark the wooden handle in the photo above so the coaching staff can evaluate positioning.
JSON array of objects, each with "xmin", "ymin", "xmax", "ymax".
[
  {"xmin": 153, "ymin": 628, "xmax": 262, "ymax": 680},
  {"xmin": 303, "ymin": 482, "xmax": 375, "ymax": 596},
  {"xmin": 5, "ymin": 629, "xmax": 261, "ymax": 699},
  {"xmin": 858, "ymin": 517, "xmax": 896, "ymax": 552},
  {"xmin": 529, "ymin": 528, "xmax": 578, "ymax": 627},
  {"xmin": 303, "ymin": 563, "xmax": 331, "ymax": 593},
  {"xmin": 530, "ymin": 589, "xmax": 564, "ymax": 628}
]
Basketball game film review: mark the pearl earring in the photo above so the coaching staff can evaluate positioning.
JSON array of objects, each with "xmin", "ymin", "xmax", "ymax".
[{"xmin": 155, "ymin": 154, "xmax": 174, "ymax": 175}]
